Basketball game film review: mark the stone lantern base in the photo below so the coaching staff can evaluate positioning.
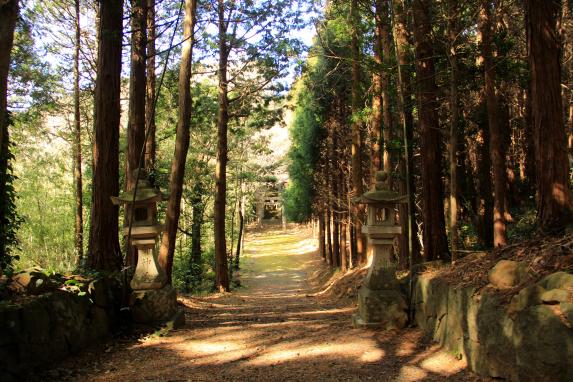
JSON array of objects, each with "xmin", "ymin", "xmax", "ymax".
[
  {"xmin": 352, "ymin": 286, "xmax": 408, "ymax": 329},
  {"xmin": 130, "ymin": 284, "xmax": 180, "ymax": 324},
  {"xmin": 130, "ymin": 244, "xmax": 167, "ymax": 290}
]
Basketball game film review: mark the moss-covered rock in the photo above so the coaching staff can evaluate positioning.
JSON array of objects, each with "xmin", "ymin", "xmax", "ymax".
[
  {"xmin": 538, "ymin": 272, "xmax": 573, "ymax": 291},
  {"xmin": 414, "ymin": 270, "xmax": 573, "ymax": 381},
  {"xmin": 0, "ymin": 275, "xmax": 120, "ymax": 378},
  {"xmin": 488, "ymin": 260, "xmax": 527, "ymax": 289},
  {"xmin": 9, "ymin": 268, "xmax": 56, "ymax": 295},
  {"xmin": 540, "ymin": 289, "xmax": 572, "ymax": 304}
]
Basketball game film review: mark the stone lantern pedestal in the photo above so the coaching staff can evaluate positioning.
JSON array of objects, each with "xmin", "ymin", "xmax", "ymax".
[
  {"xmin": 352, "ymin": 171, "xmax": 408, "ymax": 330},
  {"xmin": 112, "ymin": 169, "xmax": 181, "ymax": 325}
]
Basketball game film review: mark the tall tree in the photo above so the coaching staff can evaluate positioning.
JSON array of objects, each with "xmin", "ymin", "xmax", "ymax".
[
  {"xmin": 0, "ymin": 0, "xmax": 20, "ymax": 275},
  {"xmin": 212, "ymin": 0, "xmax": 301, "ymax": 291},
  {"xmin": 88, "ymin": 0, "xmax": 124, "ymax": 271},
  {"xmin": 145, "ymin": 0, "xmax": 156, "ymax": 171},
  {"xmin": 379, "ymin": 0, "xmax": 393, "ymax": 180},
  {"xmin": 527, "ymin": 0, "xmax": 573, "ymax": 231},
  {"xmin": 479, "ymin": 0, "xmax": 507, "ymax": 247},
  {"xmin": 126, "ymin": 0, "xmax": 147, "ymax": 190},
  {"xmin": 412, "ymin": 0, "xmax": 449, "ymax": 261},
  {"xmin": 392, "ymin": 0, "xmax": 421, "ymax": 264},
  {"xmin": 0, "ymin": 0, "xmax": 19, "ymax": 170},
  {"xmin": 158, "ymin": 0, "xmax": 197, "ymax": 283},
  {"xmin": 371, "ymin": 0, "xmax": 384, "ymax": 179},
  {"xmin": 73, "ymin": 0, "xmax": 83, "ymax": 266},
  {"xmin": 446, "ymin": 0, "xmax": 460, "ymax": 257},
  {"xmin": 214, "ymin": 0, "xmax": 231, "ymax": 292},
  {"xmin": 350, "ymin": 0, "xmax": 365, "ymax": 264}
]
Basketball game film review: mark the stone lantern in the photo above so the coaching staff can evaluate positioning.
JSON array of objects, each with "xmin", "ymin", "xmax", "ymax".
[
  {"xmin": 111, "ymin": 169, "xmax": 179, "ymax": 324},
  {"xmin": 352, "ymin": 171, "xmax": 408, "ymax": 329},
  {"xmin": 111, "ymin": 169, "xmax": 166, "ymax": 290}
]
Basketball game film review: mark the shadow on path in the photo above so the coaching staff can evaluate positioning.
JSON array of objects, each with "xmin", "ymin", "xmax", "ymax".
[{"xmin": 47, "ymin": 226, "xmax": 486, "ymax": 382}]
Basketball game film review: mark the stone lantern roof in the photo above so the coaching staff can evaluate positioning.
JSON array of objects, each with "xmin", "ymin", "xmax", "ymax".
[
  {"xmin": 354, "ymin": 171, "xmax": 408, "ymax": 205},
  {"xmin": 110, "ymin": 169, "xmax": 166, "ymax": 206}
]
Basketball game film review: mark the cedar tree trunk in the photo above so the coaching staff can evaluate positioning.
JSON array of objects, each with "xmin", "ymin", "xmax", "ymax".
[
  {"xmin": 393, "ymin": 0, "xmax": 421, "ymax": 266},
  {"xmin": 126, "ymin": 0, "xmax": 147, "ymax": 189},
  {"xmin": 412, "ymin": 0, "xmax": 450, "ymax": 261},
  {"xmin": 214, "ymin": 0, "xmax": 230, "ymax": 292},
  {"xmin": 528, "ymin": 0, "xmax": 573, "ymax": 231},
  {"xmin": 158, "ymin": 0, "xmax": 197, "ymax": 282},
  {"xmin": 88, "ymin": 0, "xmax": 123, "ymax": 271},
  {"xmin": 447, "ymin": 0, "xmax": 460, "ymax": 256},
  {"xmin": 145, "ymin": 0, "xmax": 156, "ymax": 171},
  {"xmin": 0, "ymin": 0, "xmax": 19, "ymax": 172},
  {"xmin": 73, "ymin": 0, "xmax": 84, "ymax": 266},
  {"xmin": 479, "ymin": 0, "xmax": 507, "ymax": 247},
  {"xmin": 350, "ymin": 0, "xmax": 365, "ymax": 264}
]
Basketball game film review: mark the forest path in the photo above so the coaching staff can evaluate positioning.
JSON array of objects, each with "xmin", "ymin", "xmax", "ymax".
[{"xmin": 58, "ymin": 226, "xmax": 483, "ymax": 382}]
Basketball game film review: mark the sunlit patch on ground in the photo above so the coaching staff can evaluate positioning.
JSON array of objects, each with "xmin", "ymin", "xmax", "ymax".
[{"xmin": 52, "ymin": 226, "xmax": 481, "ymax": 382}]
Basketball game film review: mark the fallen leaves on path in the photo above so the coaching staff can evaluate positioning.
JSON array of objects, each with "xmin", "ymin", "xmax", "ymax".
[{"xmin": 37, "ymin": 226, "xmax": 486, "ymax": 382}]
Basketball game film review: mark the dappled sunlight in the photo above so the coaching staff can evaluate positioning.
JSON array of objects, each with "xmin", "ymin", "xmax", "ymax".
[
  {"xmin": 419, "ymin": 352, "xmax": 467, "ymax": 375},
  {"xmin": 65, "ymin": 226, "xmax": 474, "ymax": 381},
  {"xmin": 359, "ymin": 348, "xmax": 386, "ymax": 363},
  {"xmin": 175, "ymin": 340, "xmax": 242, "ymax": 355},
  {"xmin": 396, "ymin": 340, "xmax": 417, "ymax": 356},
  {"xmin": 397, "ymin": 365, "xmax": 428, "ymax": 381}
]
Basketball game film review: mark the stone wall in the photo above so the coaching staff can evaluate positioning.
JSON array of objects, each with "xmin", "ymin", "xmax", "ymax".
[
  {"xmin": 412, "ymin": 271, "xmax": 573, "ymax": 382},
  {"xmin": 0, "ymin": 277, "xmax": 120, "ymax": 381}
]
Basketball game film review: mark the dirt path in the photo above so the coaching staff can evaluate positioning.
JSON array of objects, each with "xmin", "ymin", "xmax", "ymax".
[{"xmin": 48, "ymin": 227, "xmax": 484, "ymax": 382}]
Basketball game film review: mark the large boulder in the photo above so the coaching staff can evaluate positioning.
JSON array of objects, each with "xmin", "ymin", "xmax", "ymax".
[
  {"xmin": 561, "ymin": 302, "xmax": 573, "ymax": 325},
  {"xmin": 9, "ymin": 268, "xmax": 55, "ymax": 295},
  {"xmin": 414, "ymin": 270, "xmax": 573, "ymax": 382},
  {"xmin": 488, "ymin": 260, "xmax": 527, "ymax": 289},
  {"xmin": 538, "ymin": 271, "xmax": 573, "ymax": 291},
  {"xmin": 541, "ymin": 289, "xmax": 572, "ymax": 304},
  {"xmin": 513, "ymin": 304, "xmax": 573, "ymax": 382},
  {"xmin": 507, "ymin": 284, "xmax": 546, "ymax": 316}
]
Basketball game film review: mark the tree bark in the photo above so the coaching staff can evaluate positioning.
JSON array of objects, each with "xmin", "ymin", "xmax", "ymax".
[
  {"xmin": 380, "ymin": 0, "xmax": 393, "ymax": 181},
  {"xmin": 332, "ymin": 208, "xmax": 340, "ymax": 268},
  {"xmin": 88, "ymin": 0, "xmax": 123, "ymax": 271},
  {"xmin": 446, "ymin": 0, "xmax": 460, "ymax": 258},
  {"xmin": 158, "ymin": 0, "xmax": 197, "ymax": 283},
  {"xmin": 318, "ymin": 212, "xmax": 326, "ymax": 260},
  {"xmin": 528, "ymin": 0, "xmax": 573, "ymax": 231},
  {"xmin": 145, "ymin": 0, "xmax": 156, "ymax": 171},
  {"xmin": 126, "ymin": 0, "xmax": 147, "ymax": 190},
  {"xmin": 412, "ymin": 0, "xmax": 450, "ymax": 261},
  {"xmin": 214, "ymin": 0, "xmax": 230, "ymax": 292},
  {"xmin": 476, "ymin": 101, "xmax": 494, "ymax": 247},
  {"xmin": 326, "ymin": 208, "xmax": 333, "ymax": 265},
  {"xmin": 371, "ymin": 0, "xmax": 384, "ymax": 180},
  {"xmin": 0, "ymin": 0, "xmax": 18, "ymax": 172},
  {"xmin": 340, "ymin": 212, "xmax": 348, "ymax": 271},
  {"xmin": 392, "ymin": 0, "xmax": 422, "ymax": 266},
  {"xmin": 234, "ymin": 195, "xmax": 244, "ymax": 270},
  {"xmin": 350, "ymin": 0, "xmax": 365, "ymax": 264},
  {"xmin": 479, "ymin": 0, "xmax": 507, "ymax": 248},
  {"xmin": 187, "ymin": 191, "xmax": 204, "ymax": 290},
  {"xmin": 73, "ymin": 0, "xmax": 83, "ymax": 267}
]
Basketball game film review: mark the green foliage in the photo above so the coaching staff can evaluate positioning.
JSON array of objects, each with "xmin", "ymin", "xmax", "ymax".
[
  {"xmin": 284, "ymin": 1, "xmax": 358, "ymax": 223},
  {"xmin": 11, "ymin": 110, "xmax": 78, "ymax": 272},
  {"xmin": 9, "ymin": 10, "xmax": 59, "ymax": 110},
  {"xmin": 172, "ymin": 242, "xmax": 216, "ymax": 293},
  {"xmin": 0, "ymin": 115, "xmax": 23, "ymax": 276},
  {"xmin": 284, "ymin": 83, "xmax": 320, "ymax": 222}
]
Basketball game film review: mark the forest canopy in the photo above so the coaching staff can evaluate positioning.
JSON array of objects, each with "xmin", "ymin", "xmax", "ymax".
[{"xmin": 0, "ymin": 0, "xmax": 572, "ymax": 290}]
